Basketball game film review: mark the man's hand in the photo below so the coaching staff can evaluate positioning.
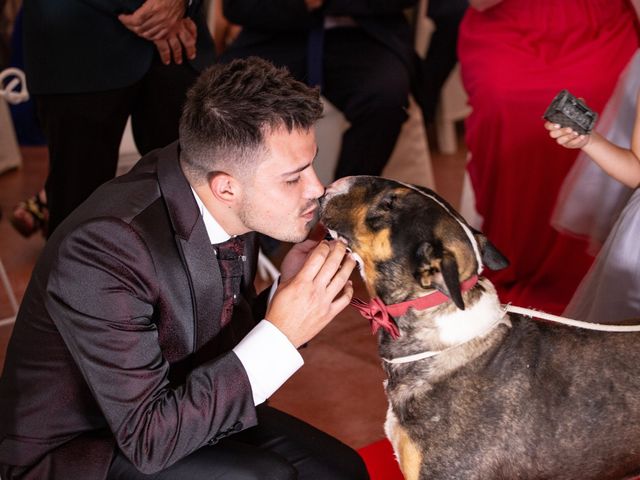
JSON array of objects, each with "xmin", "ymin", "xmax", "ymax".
[
  {"xmin": 279, "ymin": 223, "xmax": 328, "ymax": 283},
  {"xmin": 267, "ymin": 241, "xmax": 356, "ymax": 348},
  {"xmin": 305, "ymin": 0, "xmax": 324, "ymax": 11},
  {"xmin": 544, "ymin": 121, "xmax": 591, "ymax": 149},
  {"xmin": 154, "ymin": 18, "xmax": 197, "ymax": 65},
  {"xmin": 119, "ymin": 0, "xmax": 185, "ymax": 41}
]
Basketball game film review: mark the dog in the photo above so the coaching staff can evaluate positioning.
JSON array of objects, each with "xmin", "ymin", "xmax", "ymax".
[{"xmin": 320, "ymin": 175, "xmax": 640, "ymax": 480}]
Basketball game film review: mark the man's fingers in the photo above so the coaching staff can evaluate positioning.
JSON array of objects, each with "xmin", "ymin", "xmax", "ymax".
[
  {"xmin": 178, "ymin": 22, "xmax": 197, "ymax": 60},
  {"xmin": 184, "ymin": 17, "xmax": 197, "ymax": 36},
  {"xmin": 144, "ymin": 25, "xmax": 171, "ymax": 41},
  {"xmin": 154, "ymin": 39, "xmax": 171, "ymax": 65},
  {"xmin": 326, "ymin": 256, "xmax": 356, "ymax": 299},
  {"xmin": 294, "ymin": 241, "xmax": 334, "ymax": 282},
  {"xmin": 328, "ymin": 281, "xmax": 354, "ymax": 316},
  {"xmin": 118, "ymin": 4, "xmax": 154, "ymax": 29},
  {"xmin": 313, "ymin": 241, "xmax": 349, "ymax": 286},
  {"xmin": 168, "ymin": 35, "xmax": 183, "ymax": 64},
  {"xmin": 118, "ymin": 0, "xmax": 184, "ymax": 40}
]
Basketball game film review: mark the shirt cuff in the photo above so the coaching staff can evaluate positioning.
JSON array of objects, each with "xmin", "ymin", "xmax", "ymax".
[{"xmin": 233, "ymin": 319, "xmax": 304, "ymax": 405}]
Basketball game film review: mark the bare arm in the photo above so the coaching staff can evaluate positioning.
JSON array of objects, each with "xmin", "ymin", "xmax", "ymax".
[
  {"xmin": 468, "ymin": 0, "xmax": 503, "ymax": 11},
  {"xmin": 544, "ymin": 91, "xmax": 640, "ymax": 189}
]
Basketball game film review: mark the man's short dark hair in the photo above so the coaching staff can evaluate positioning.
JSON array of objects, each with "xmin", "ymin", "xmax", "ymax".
[{"xmin": 179, "ymin": 57, "xmax": 323, "ymax": 183}]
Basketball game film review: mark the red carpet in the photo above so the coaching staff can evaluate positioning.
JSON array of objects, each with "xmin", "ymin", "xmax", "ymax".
[{"xmin": 358, "ymin": 438, "xmax": 403, "ymax": 480}]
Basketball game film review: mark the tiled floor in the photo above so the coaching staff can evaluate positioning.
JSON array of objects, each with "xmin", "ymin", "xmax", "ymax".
[{"xmin": 0, "ymin": 131, "xmax": 467, "ymax": 450}]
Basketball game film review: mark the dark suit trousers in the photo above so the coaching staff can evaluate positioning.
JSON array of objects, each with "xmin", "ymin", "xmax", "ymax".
[
  {"xmin": 34, "ymin": 56, "xmax": 200, "ymax": 236},
  {"xmin": 107, "ymin": 405, "xmax": 369, "ymax": 480},
  {"xmin": 419, "ymin": 7, "xmax": 467, "ymax": 123},
  {"xmin": 222, "ymin": 27, "xmax": 410, "ymax": 180}
]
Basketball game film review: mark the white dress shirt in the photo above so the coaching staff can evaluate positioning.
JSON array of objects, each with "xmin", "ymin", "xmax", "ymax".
[{"xmin": 190, "ymin": 189, "xmax": 304, "ymax": 405}]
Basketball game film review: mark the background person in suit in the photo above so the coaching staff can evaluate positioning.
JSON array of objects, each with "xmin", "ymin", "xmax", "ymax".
[
  {"xmin": 19, "ymin": 0, "xmax": 216, "ymax": 237},
  {"xmin": 221, "ymin": 0, "xmax": 417, "ymax": 180},
  {"xmin": 0, "ymin": 58, "xmax": 366, "ymax": 480},
  {"xmin": 418, "ymin": 0, "xmax": 468, "ymax": 125}
]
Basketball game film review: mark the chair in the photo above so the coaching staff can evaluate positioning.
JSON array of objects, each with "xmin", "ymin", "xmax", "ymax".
[
  {"xmin": 415, "ymin": 0, "xmax": 472, "ymax": 155},
  {"xmin": 0, "ymin": 67, "xmax": 28, "ymax": 174},
  {"xmin": 0, "ymin": 68, "xmax": 30, "ymax": 326},
  {"xmin": 0, "ymin": 256, "xmax": 18, "ymax": 326},
  {"xmin": 435, "ymin": 64, "xmax": 471, "ymax": 154}
]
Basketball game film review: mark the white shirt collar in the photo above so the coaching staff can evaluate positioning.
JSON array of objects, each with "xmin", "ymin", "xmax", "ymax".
[{"xmin": 190, "ymin": 187, "xmax": 231, "ymax": 244}]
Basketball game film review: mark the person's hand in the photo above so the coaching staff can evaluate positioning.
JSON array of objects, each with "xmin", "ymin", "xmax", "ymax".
[
  {"xmin": 153, "ymin": 18, "xmax": 197, "ymax": 65},
  {"xmin": 279, "ymin": 223, "xmax": 328, "ymax": 283},
  {"xmin": 119, "ymin": 0, "xmax": 185, "ymax": 41},
  {"xmin": 544, "ymin": 121, "xmax": 591, "ymax": 149},
  {"xmin": 305, "ymin": 0, "xmax": 324, "ymax": 11},
  {"xmin": 266, "ymin": 240, "xmax": 356, "ymax": 348}
]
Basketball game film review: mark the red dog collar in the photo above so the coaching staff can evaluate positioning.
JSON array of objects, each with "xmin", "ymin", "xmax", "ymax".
[{"xmin": 350, "ymin": 276, "xmax": 479, "ymax": 339}]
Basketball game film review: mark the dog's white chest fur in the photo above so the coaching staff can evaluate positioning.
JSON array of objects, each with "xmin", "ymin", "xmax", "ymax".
[{"xmin": 432, "ymin": 281, "xmax": 505, "ymax": 347}]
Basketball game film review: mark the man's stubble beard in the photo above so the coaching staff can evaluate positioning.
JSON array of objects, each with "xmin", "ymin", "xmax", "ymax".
[{"xmin": 238, "ymin": 197, "xmax": 318, "ymax": 243}]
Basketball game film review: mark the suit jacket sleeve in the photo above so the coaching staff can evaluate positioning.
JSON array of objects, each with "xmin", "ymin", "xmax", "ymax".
[
  {"xmin": 45, "ymin": 218, "xmax": 257, "ymax": 475},
  {"xmin": 77, "ymin": 0, "xmax": 145, "ymax": 15},
  {"xmin": 325, "ymin": 0, "xmax": 416, "ymax": 16},
  {"xmin": 223, "ymin": 0, "xmax": 316, "ymax": 30}
]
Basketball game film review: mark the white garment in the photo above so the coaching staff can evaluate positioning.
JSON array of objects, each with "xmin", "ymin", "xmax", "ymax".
[
  {"xmin": 564, "ymin": 189, "xmax": 640, "ymax": 322},
  {"xmin": 552, "ymin": 50, "xmax": 640, "ymax": 254},
  {"xmin": 559, "ymin": 50, "xmax": 640, "ymax": 322}
]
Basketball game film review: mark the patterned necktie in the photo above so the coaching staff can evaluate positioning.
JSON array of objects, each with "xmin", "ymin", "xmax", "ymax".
[{"xmin": 213, "ymin": 236, "xmax": 245, "ymax": 327}]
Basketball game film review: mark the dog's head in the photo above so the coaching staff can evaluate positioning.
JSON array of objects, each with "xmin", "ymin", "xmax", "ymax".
[{"xmin": 320, "ymin": 176, "xmax": 508, "ymax": 309}]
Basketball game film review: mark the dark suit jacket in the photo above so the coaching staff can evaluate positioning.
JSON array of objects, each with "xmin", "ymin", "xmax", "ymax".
[
  {"xmin": 222, "ymin": 0, "xmax": 417, "ymax": 73},
  {"xmin": 0, "ymin": 143, "xmax": 266, "ymax": 479},
  {"xmin": 22, "ymin": 0, "xmax": 215, "ymax": 94}
]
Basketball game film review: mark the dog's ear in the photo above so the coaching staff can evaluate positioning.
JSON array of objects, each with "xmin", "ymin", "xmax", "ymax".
[
  {"xmin": 416, "ymin": 242, "xmax": 466, "ymax": 310},
  {"xmin": 473, "ymin": 231, "xmax": 510, "ymax": 271}
]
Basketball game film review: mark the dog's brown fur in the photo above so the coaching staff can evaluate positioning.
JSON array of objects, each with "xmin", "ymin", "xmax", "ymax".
[{"xmin": 320, "ymin": 176, "xmax": 640, "ymax": 480}]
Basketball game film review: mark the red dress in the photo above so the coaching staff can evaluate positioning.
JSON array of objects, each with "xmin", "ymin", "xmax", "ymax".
[{"xmin": 459, "ymin": 0, "xmax": 639, "ymax": 314}]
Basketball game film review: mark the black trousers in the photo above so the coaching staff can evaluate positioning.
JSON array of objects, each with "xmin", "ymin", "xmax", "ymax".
[
  {"xmin": 34, "ymin": 57, "xmax": 200, "ymax": 236},
  {"xmin": 418, "ymin": 6, "xmax": 467, "ymax": 123},
  {"xmin": 221, "ymin": 27, "xmax": 410, "ymax": 180},
  {"xmin": 107, "ymin": 405, "xmax": 369, "ymax": 480}
]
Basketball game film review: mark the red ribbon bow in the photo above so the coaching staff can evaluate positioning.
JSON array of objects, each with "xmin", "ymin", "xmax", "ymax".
[
  {"xmin": 350, "ymin": 296, "xmax": 401, "ymax": 340},
  {"xmin": 350, "ymin": 276, "xmax": 479, "ymax": 340}
]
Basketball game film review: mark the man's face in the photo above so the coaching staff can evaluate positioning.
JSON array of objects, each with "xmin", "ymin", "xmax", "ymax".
[{"xmin": 237, "ymin": 126, "xmax": 325, "ymax": 243}]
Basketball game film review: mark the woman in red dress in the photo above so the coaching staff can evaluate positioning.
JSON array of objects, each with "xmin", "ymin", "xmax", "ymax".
[{"xmin": 458, "ymin": 0, "xmax": 639, "ymax": 313}]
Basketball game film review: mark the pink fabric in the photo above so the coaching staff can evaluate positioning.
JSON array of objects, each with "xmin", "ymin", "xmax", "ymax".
[{"xmin": 459, "ymin": 0, "xmax": 639, "ymax": 313}]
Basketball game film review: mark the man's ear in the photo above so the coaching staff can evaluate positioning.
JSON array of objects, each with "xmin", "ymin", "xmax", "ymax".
[
  {"xmin": 209, "ymin": 172, "xmax": 240, "ymax": 206},
  {"xmin": 416, "ymin": 242, "xmax": 466, "ymax": 310}
]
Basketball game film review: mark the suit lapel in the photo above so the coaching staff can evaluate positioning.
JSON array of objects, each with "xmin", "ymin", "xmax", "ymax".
[{"xmin": 157, "ymin": 143, "xmax": 223, "ymax": 350}]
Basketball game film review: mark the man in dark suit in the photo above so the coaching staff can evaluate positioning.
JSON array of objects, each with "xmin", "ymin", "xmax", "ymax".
[
  {"xmin": 0, "ymin": 58, "xmax": 367, "ymax": 479},
  {"xmin": 419, "ymin": 0, "xmax": 469, "ymax": 124},
  {"xmin": 22, "ymin": 0, "xmax": 216, "ymax": 236},
  {"xmin": 221, "ymin": 0, "xmax": 418, "ymax": 180}
]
